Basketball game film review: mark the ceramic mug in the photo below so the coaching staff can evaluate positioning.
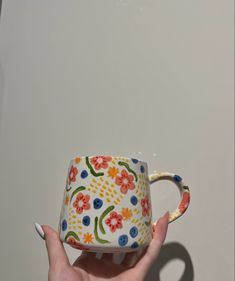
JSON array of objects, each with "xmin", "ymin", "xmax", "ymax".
[{"xmin": 59, "ymin": 156, "xmax": 190, "ymax": 253}]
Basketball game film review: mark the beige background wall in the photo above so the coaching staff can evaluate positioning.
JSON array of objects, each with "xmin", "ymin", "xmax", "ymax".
[{"xmin": 0, "ymin": 1, "xmax": 234, "ymax": 281}]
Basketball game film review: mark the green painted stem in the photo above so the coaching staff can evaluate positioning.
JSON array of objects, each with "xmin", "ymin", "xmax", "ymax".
[
  {"xmin": 118, "ymin": 161, "xmax": 138, "ymax": 182},
  {"xmin": 65, "ymin": 231, "xmax": 80, "ymax": 241},
  {"xmin": 66, "ymin": 185, "xmax": 72, "ymax": 192},
  {"xmin": 99, "ymin": 205, "xmax": 115, "ymax": 235},
  {"xmin": 86, "ymin": 157, "xmax": 104, "ymax": 177},
  {"xmin": 70, "ymin": 186, "xmax": 86, "ymax": 202},
  {"xmin": 94, "ymin": 217, "xmax": 110, "ymax": 244}
]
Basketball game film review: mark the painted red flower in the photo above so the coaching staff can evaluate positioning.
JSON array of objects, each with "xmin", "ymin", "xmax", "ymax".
[
  {"xmin": 141, "ymin": 196, "xmax": 150, "ymax": 217},
  {"xmin": 90, "ymin": 156, "xmax": 112, "ymax": 170},
  {"xmin": 115, "ymin": 169, "xmax": 135, "ymax": 194},
  {"xmin": 67, "ymin": 237, "xmax": 89, "ymax": 251},
  {"xmin": 179, "ymin": 192, "xmax": 190, "ymax": 214},
  {"xmin": 105, "ymin": 211, "xmax": 123, "ymax": 233},
  {"xmin": 68, "ymin": 165, "xmax": 78, "ymax": 185},
  {"xmin": 73, "ymin": 192, "xmax": 90, "ymax": 214}
]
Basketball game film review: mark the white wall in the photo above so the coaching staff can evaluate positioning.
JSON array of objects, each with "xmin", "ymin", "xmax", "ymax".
[{"xmin": 0, "ymin": 1, "xmax": 234, "ymax": 281}]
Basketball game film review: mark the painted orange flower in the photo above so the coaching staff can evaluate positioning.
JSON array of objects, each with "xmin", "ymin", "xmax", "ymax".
[
  {"xmin": 83, "ymin": 233, "xmax": 94, "ymax": 244},
  {"xmin": 64, "ymin": 195, "xmax": 70, "ymax": 205},
  {"xmin": 73, "ymin": 192, "xmax": 90, "ymax": 214},
  {"xmin": 141, "ymin": 196, "xmax": 150, "ymax": 217},
  {"xmin": 108, "ymin": 166, "xmax": 119, "ymax": 179},
  {"xmin": 105, "ymin": 211, "xmax": 123, "ymax": 233},
  {"xmin": 90, "ymin": 156, "xmax": 112, "ymax": 170},
  {"xmin": 179, "ymin": 192, "xmax": 190, "ymax": 214},
  {"xmin": 68, "ymin": 165, "xmax": 78, "ymax": 185},
  {"xmin": 115, "ymin": 169, "xmax": 135, "ymax": 194},
  {"xmin": 75, "ymin": 157, "xmax": 81, "ymax": 164},
  {"xmin": 121, "ymin": 208, "xmax": 133, "ymax": 221}
]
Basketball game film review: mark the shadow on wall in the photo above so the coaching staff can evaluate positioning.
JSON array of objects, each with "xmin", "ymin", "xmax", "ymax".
[{"xmin": 146, "ymin": 242, "xmax": 194, "ymax": 281}]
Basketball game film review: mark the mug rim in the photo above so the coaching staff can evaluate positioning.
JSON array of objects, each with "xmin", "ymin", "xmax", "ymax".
[{"xmin": 69, "ymin": 155, "xmax": 148, "ymax": 165}]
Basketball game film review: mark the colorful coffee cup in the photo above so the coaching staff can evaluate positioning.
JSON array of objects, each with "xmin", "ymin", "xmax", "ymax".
[{"xmin": 59, "ymin": 156, "xmax": 190, "ymax": 253}]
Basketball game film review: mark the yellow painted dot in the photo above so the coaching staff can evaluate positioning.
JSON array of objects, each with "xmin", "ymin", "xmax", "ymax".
[
  {"xmin": 105, "ymin": 192, "xmax": 110, "ymax": 196},
  {"xmin": 92, "ymin": 190, "xmax": 97, "ymax": 194},
  {"xmin": 100, "ymin": 193, "xmax": 104, "ymax": 197},
  {"xmin": 106, "ymin": 198, "xmax": 111, "ymax": 202}
]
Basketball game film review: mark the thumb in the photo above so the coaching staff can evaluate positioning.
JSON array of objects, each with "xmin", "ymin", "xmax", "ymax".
[
  {"xmin": 41, "ymin": 225, "xmax": 70, "ymax": 269},
  {"xmin": 133, "ymin": 212, "xmax": 169, "ymax": 278}
]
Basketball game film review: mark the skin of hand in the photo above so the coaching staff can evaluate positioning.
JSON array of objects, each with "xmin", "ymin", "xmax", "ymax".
[{"xmin": 40, "ymin": 212, "xmax": 169, "ymax": 281}]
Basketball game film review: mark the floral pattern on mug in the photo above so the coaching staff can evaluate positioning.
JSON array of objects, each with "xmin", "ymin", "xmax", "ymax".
[
  {"xmin": 83, "ymin": 233, "xmax": 94, "ymax": 244},
  {"xmin": 141, "ymin": 196, "xmax": 150, "ymax": 217},
  {"xmin": 115, "ymin": 169, "xmax": 135, "ymax": 194},
  {"xmin": 90, "ymin": 156, "xmax": 112, "ymax": 170},
  {"xmin": 121, "ymin": 208, "xmax": 133, "ymax": 221},
  {"xmin": 108, "ymin": 166, "xmax": 119, "ymax": 179},
  {"xmin": 105, "ymin": 211, "xmax": 123, "ymax": 233},
  {"xmin": 179, "ymin": 192, "xmax": 190, "ymax": 214},
  {"xmin": 73, "ymin": 192, "xmax": 90, "ymax": 214},
  {"xmin": 68, "ymin": 165, "xmax": 78, "ymax": 185}
]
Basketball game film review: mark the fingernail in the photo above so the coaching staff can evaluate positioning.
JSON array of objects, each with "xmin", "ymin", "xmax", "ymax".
[{"xmin": 34, "ymin": 222, "xmax": 45, "ymax": 240}]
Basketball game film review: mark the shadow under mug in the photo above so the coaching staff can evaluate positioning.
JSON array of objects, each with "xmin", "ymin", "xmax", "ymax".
[{"xmin": 59, "ymin": 156, "xmax": 190, "ymax": 253}]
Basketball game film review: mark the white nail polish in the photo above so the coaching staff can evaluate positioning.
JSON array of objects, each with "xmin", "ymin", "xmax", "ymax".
[{"xmin": 34, "ymin": 223, "xmax": 45, "ymax": 240}]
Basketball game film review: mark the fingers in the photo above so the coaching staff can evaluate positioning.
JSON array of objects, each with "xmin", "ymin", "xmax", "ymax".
[
  {"xmin": 122, "ymin": 248, "xmax": 145, "ymax": 268},
  {"xmin": 41, "ymin": 225, "xmax": 70, "ymax": 269},
  {"xmin": 133, "ymin": 212, "xmax": 169, "ymax": 279}
]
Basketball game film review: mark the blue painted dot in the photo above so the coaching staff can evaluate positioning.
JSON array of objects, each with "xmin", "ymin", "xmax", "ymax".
[
  {"xmin": 130, "ymin": 226, "xmax": 138, "ymax": 238},
  {"xmin": 131, "ymin": 158, "xmax": 139, "ymax": 164},
  {"xmin": 174, "ymin": 175, "xmax": 182, "ymax": 182},
  {"xmin": 82, "ymin": 215, "xmax": 90, "ymax": 226},
  {"xmin": 81, "ymin": 170, "xmax": 88, "ymax": 179},
  {"xmin": 130, "ymin": 196, "xmax": 138, "ymax": 206},
  {"xmin": 140, "ymin": 165, "xmax": 145, "ymax": 173},
  {"xmin": 131, "ymin": 242, "xmax": 139, "ymax": 249},
  {"xmin": 118, "ymin": 235, "xmax": 128, "ymax": 247},
  {"xmin": 93, "ymin": 198, "xmax": 103, "ymax": 209},
  {"xmin": 62, "ymin": 219, "xmax": 67, "ymax": 231}
]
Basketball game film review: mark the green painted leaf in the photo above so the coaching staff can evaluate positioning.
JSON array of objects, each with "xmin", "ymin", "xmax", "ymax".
[
  {"xmin": 99, "ymin": 205, "xmax": 115, "ymax": 235},
  {"xmin": 94, "ymin": 217, "xmax": 110, "ymax": 244},
  {"xmin": 70, "ymin": 186, "xmax": 86, "ymax": 202},
  {"xmin": 65, "ymin": 231, "xmax": 80, "ymax": 241}
]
